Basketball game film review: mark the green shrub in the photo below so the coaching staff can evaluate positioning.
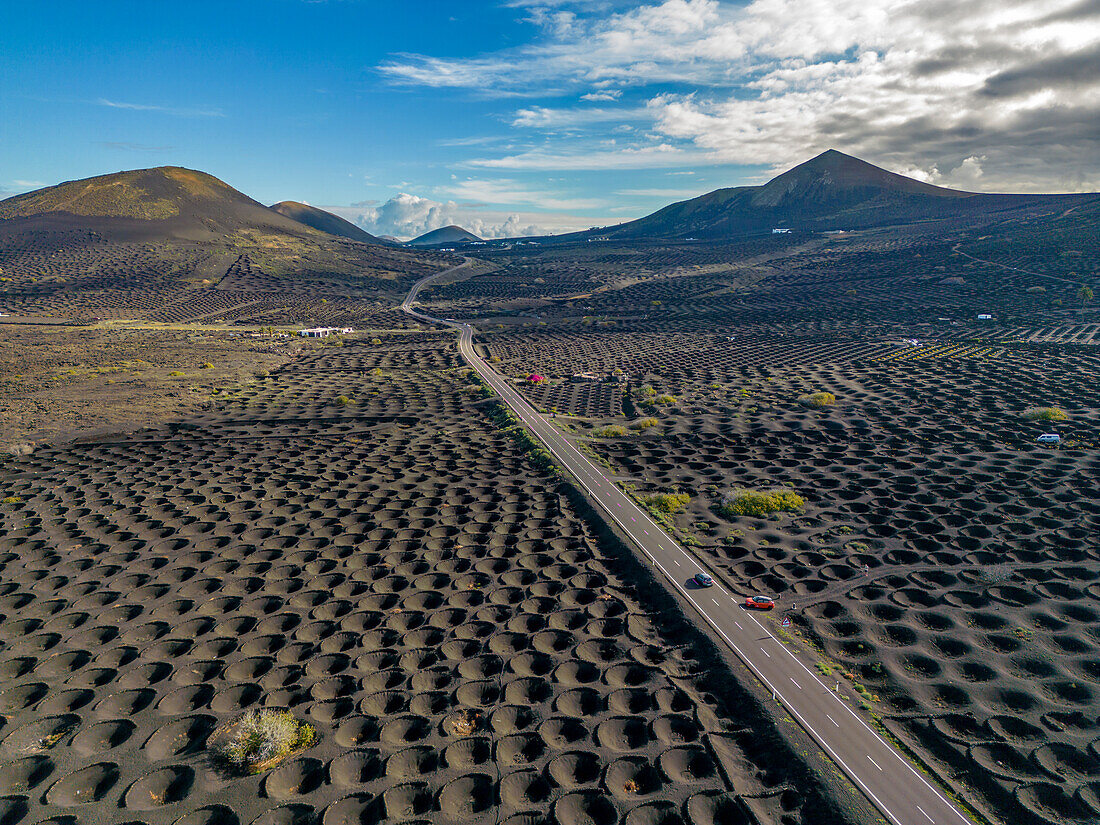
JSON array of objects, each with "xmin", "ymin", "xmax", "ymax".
[
  {"xmin": 591, "ymin": 425, "xmax": 627, "ymax": 438},
  {"xmin": 211, "ymin": 709, "xmax": 316, "ymax": 774},
  {"xmin": 720, "ymin": 488, "xmax": 805, "ymax": 517},
  {"xmin": 2, "ymin": 495, "xmax": 22, "ymax": 505},
  {"xmin": 799, "ymin": 391, "xmax": 836, "ymax": 408},
  {"xmin": 1023, "ymin": 406, "xmax": 1067, "ymax": 422},
  {"xmin": 643, "ymin": 492, "xmax": 690, "ymax": 514},
  {"xmin": 200, "ymin": 362, "xmax": 214, "ymax": 370},
  {"xmin": 370, "ymin": 337, "xmax": 382, "ymax": 345},
  {"xmin": 335, "ymin": 395, "xmax": 351, "ymax": 407},
  {"xmin": 654, "ymin": 394, "xmax": 677, "ymax": 405},
  {"xmin": 632, "ymin": 417, "xmax": 659, "ymax": 431}
]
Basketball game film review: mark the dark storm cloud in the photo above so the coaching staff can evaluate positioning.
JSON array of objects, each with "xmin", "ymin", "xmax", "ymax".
[
  {"xmin": 1036, "ymin": 0, "xmax": 1100, "ymax": 24},
  {"xmin": 980, "ymin": 46, "xmax": 1100, "ymax": 97},
  {"xmin": 911, "ymin": 43, "xmax": 1031, "ymax": 78}
]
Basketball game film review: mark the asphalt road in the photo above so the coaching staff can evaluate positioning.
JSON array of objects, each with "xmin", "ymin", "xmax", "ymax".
[{"xmin": 403, "ymin": 262, "xmax": 972, "ymax": 825}]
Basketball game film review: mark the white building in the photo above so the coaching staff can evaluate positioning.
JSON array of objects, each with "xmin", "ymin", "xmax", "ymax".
[{"xmin": 299, "ymin": 327, "xmax": 353, "ymax": 338}]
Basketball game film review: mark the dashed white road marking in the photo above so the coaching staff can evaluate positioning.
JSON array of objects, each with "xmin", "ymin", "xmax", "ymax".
[
  {"xmin": 827, "ymin": 715, "xmax": 839, "ymax": 727},
  {"xmin": 917, "ymin": 805, "xmax": 934, "ymax": 823},
  {"xmin": 760, "ymin": 648, "xmax": 771, "ymax": 658},
  {"xmin": 868, "ymin": 756, "xmax": 883, "ymax": 771},
  {"xmin": 790, "ymin": 678, "xmax": 802, "ymax": 689}
]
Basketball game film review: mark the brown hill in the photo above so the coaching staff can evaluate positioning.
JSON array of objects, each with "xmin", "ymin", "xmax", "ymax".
[
  {"xmin": 0, "ymin": 166, "xmax": 321, "ymax": 242},
  {"xmin": 270, "ymin": 201, "xmax": 379, "ymax": 243}
]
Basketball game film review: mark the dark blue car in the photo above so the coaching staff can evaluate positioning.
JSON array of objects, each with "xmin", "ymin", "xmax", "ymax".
[{"xmin": 692, "ymin": 572, "xmax": 714, "ymax": 587}]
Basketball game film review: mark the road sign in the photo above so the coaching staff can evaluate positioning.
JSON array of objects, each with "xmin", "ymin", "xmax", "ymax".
[{"xmin": 781, "ymin": 616, "xmax": 791, "ymax": 627}]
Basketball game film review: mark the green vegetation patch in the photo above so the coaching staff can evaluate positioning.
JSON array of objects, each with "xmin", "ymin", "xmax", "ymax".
[
  {"xmin": 799, "ymin": 391, "xmax": 836, "ymax": 408},
  {"xmin": 720, "ymin": 488, "xmax": 805, "ymax": 518},
  {"xmin": 643, "ymin": 491, "xmax": 691, "ymax": 514},
  {"xmin": 487, "ymin": 399, "xmax": 554, "ymax": 471},
  {"xmin": 1022, "ymin": 406, "xmax": 1067, "ymax": 422},
  {"xmin": 591, "ymin": 425, "xmax": 627, "ymax": 438},
  {"xmin": 632, "ymin": 417, "xmax": 659, "ymax": 431},
  {"xmin": 210, "ymin": 709, "xmax": 317, "ymax": 774}
]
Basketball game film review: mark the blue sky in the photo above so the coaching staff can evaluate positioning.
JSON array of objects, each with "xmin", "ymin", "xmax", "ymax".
[{"xmin": 3, "ymin": 1, "xmax": 1097, "ymax": 238}]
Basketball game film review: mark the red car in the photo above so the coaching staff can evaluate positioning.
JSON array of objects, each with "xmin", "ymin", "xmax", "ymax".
[{"xmin": 745, "ymin": 595, "xmax": 775, "ymax": 610}]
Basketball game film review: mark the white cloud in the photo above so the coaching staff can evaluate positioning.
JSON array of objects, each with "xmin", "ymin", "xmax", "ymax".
[
  {"xmin": 384, "ymin": 0, "xmax": 1100, "ymax": 192},
  {"xmin": 470, "ymin": 142, "xmax": 705, "ymax": 170},
  {"xmin": 580, "ymin": 89, "xmax": 622, "ymax": 101},
  {"xmin": 323, "ymin": 194, "xmax": 602, "ymax": 240},
  {"xmin": 444, "ymin": 178, "xmax": 606, "ymax": 210},
  {"xmin": 96, "ymin": 98, "xmax": 224, "ymax": 117},
  {"xmin": 512, "ymin": 105, "xmax": 643, "ymax": 128},
  {"xmin": 616, "ymin": 186, "xmax": 703, "ymax": 197}
]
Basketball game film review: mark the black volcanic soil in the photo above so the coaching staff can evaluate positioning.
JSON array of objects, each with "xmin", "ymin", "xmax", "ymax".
[
  {"xmin": 0, "ymin": 333, "xmax": 862, "ymax": 825},
  {"xmin": 462, "ymin": 290, "xmax": 1099, "ymax": 825},
  {"xmin": 400, "ymin": 219, "xmax": 1100, "ymax": 825}
]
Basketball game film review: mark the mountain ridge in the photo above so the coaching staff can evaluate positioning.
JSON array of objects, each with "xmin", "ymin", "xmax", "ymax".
[
  {"xmin": 406, "ymin": 225, "xmax": 482, "ymax": 247},
  {"xmin": 0, "ymin": 166, "xmax": 323, "ymax": 243},
  {"xmin": 270, "ymin": 200, "xmax": 380, "ymax": 243},
  {"xmin": 591, "ymin": 150, "xmax": 1099, "ymax": 241}
]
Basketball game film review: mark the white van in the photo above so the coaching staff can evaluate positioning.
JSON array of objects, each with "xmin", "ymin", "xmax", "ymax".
[{"xmin": 1037, "ymin": 433, "xmax": 1061, "ymax": 444}]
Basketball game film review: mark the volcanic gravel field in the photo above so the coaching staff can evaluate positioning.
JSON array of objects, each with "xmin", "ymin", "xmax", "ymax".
[
  {"xmin": 488, "ymin": 330, "xmax": 1100, "ymax": 825},
  {"xmin": 0, "ymin": 232, "xmax": 441, "ymax": 327},
  {"xmin": 0, "ymin": 334, "xmax": 858, "ymax": 825},
  {"xmin": 429, "ymin": 221, "xmax": 1100, "ymax": 825}
]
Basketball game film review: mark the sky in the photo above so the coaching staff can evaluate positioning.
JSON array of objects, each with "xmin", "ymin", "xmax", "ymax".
[{"xmin": 2, "ymin": 0, "xmax": 1098, "ymax": 239}]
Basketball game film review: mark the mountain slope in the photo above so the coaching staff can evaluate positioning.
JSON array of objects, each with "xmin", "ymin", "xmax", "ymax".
[
  {"xmin": 407, "ymin": 225, "xmax": 482, "ymax": 247},
  {"xmin": 0, "ymin": 167, "xmax": 322, "ymax": 242},
  {"xmin": 270, "ymin": 201, "xmax": 379, "ymax": 243},
  {"xmin": 601, "ymin": 150, "xmax": 1099, "ymax": 240}
]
